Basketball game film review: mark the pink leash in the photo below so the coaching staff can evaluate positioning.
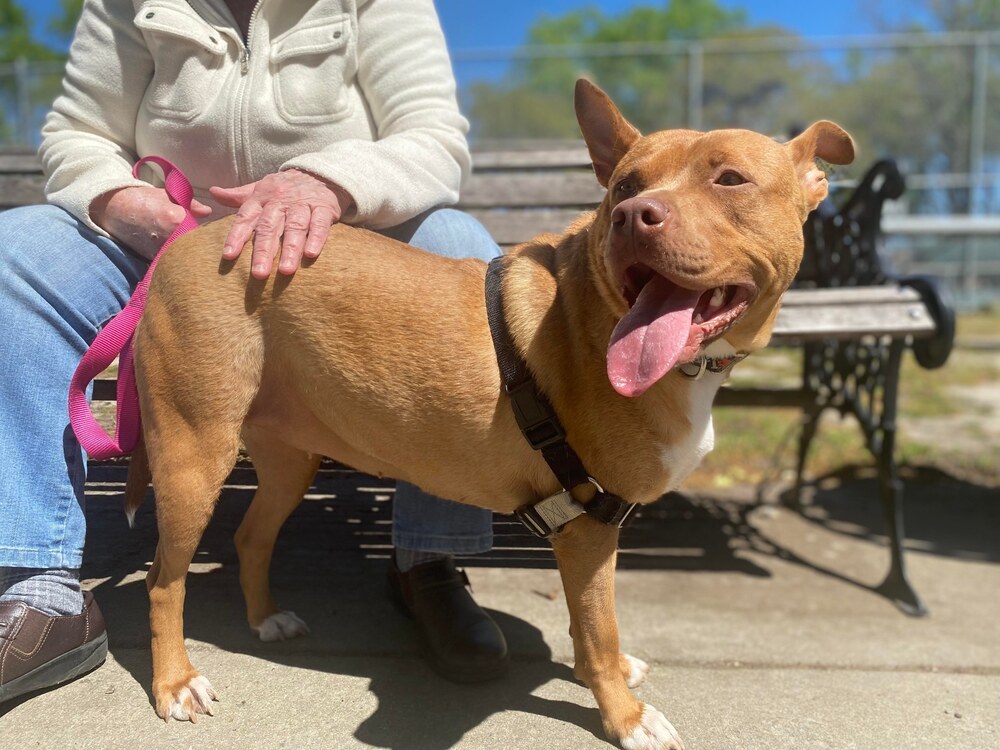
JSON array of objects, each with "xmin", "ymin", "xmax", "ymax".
[{"xmin": 68, "ymin": 157, "xmax": 198, "ymax": 460}]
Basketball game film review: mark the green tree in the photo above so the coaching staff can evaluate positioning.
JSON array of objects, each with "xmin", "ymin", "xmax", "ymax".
[
  {"xmin": 0, "ymin": 0, "xmax": 89, "ymax": 146},
  {"xmin": 918, "ymin": 0, "xmax": 1000, "ymax": 30},
  {"xmin": 466, "ymin": 0, "xmax": 815, "ymax": 141},
  {"xmin": 0, "ymin": 0, "xmax": 62, "ymax": 62},
  {"xmin": 834, "ymin": 0, "xmax": 1000, "ymax": 211},
  {"xmin": 48, "ymin": 0, "xmax": 84, "ymax": 43}
]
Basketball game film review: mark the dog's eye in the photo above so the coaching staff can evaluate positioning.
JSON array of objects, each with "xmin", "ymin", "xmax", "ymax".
[
  {"xmin": 715, "ymin": 170, "xmax": 748, "ymax": 187},
  {"xmin": 615, "ymin": 179, "xmax": 638, "ymax": 198}
]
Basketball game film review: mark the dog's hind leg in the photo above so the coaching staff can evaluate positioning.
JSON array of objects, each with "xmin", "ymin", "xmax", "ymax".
[
  {"xmin": 144, "ymin": 411, "xmax": 242, "ymax": 722},
  {"xmin": 236, "ymin": 426, "xmax": 321, "ymax": 641},
  {"xmin": 552, "ymin": 516, "xmax": 684, "ymax": 750}
]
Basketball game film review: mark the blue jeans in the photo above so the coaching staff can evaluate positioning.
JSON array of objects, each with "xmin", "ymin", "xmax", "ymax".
[{"xmin": 0, "ymin": 204, "xmax": 497, "ymax": 569}]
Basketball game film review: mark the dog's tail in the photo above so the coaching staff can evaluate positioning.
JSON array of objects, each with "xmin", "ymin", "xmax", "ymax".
[{"xmin": 124, "ymin": 436, "xmax": 151, "ymax": 528}]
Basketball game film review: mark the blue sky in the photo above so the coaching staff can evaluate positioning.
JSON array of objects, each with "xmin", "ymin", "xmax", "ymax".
[
  {"xmin": 436, "ymin": 0, "xmax": 929, "ymax": 50},
  {"xmin": 28, "ymin": 0, "xmax": 932, "ymax": 52}
]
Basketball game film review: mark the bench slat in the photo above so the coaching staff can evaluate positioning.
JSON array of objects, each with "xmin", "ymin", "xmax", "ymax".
[
  {"xmin": 774, "ymin": 286, "xmax": 936, "ymax": 339},
  {"xmin": 0, "ymin": 153, "xmax": 42, "ymax": 172},
  {"xmin": 93, "ymin": 380, "xmax": 117, "ymax": 401},
  {"xmin": 0, "ymin": 174, "xmax": 45, "ymax": 207},
  {"xmin": 458, "ymin": 171, "xmax": 605, "ymax": 208},
  {"xmin": 714, "ymin": 387, "xmax": 814, "ymax": 408},
  {"xmin": 470, "ymin": 207, "xmax": 590, "ymax": 244},
  {"xmin": 472, "ymin": 148, "xmax": 592, "ymax": 170},
  {"xmin": 780, "ymin": 286, "xmax": 922, "ymax": 305}
]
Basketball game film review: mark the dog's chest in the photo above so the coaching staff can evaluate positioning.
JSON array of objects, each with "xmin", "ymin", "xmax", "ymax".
[
  {"xmin": 659, "ymin": 372, "xmax": 722, "ymax": 488},
  {"xmin": 658, "ymin": 339, "xmax": 739, "ymax": 489}
]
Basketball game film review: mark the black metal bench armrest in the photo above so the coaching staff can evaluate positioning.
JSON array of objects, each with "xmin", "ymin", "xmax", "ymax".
[{"xmin": 898, "ymin": 274, "xmax": 956, "ymax": 369}]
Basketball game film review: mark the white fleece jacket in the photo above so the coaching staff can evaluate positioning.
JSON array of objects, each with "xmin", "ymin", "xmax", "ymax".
[{"xmin": 40, "ymin": 0, "xmax": 472, "ymax": 233}]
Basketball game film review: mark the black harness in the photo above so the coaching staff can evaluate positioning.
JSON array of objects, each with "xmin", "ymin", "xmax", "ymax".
[{"xmin": 484, "ymin": 257, "xmax": 638, "ymax": 538}]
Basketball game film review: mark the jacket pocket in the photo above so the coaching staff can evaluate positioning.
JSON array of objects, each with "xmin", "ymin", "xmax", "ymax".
[
  {"xmin": 134, "ymin": 2, "xmax": 227, "ymax": 122},
  {"xmin": 270, "ymin": 15, "xmax": 354, "ymax": 124}
]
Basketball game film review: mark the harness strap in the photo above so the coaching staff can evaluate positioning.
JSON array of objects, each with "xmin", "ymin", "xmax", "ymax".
[
  {"xmin": 68, "ymin": 157, "xmax": 198, "ymax": 460},
  {"xmin": 485, "ymin": 256, "xmax": 638, "ymax": 538}
]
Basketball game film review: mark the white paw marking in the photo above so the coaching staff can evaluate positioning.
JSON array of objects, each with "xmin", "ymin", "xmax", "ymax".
[
  {"xmin": 168, "ymin": 675, "xmax": 218, "ymax": 721},
  {"xmin": 620, "ymin": 704, "xmax": 683, "ymax": 750},
  {"xmin": 623, "ymin": 653, "xmax": 650, "ymax": 689},
  {"xmin": 254, "ymin": 611, "xmax": 311, "ymax": 642}
]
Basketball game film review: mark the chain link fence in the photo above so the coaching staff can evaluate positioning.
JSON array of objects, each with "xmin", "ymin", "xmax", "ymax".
[
  {"xmin": 0, "ymin": 59, "xmax": 63, "ymax": 148},
  {"xmin": 452, "ymin": 30, "xmax": 1000, "ymax": 215},
  {"xmin": 452, "ymin": 31, "xmax": 1000, "ymax": 309},
  {"xmin": 4, "ymin": 32, "xmax": 999, "ymax": 307}
]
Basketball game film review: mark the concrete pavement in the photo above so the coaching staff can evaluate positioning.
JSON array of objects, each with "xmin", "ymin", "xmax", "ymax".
[{"xmin": 1, "ymin": 462, "xmax": 997, "ymax": 749}]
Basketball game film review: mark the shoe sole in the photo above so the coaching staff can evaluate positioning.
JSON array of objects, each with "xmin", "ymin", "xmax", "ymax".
[
  {"xmin": 386, "ymin": 578, "xmax": 510, "ymax": 684},
  {"xmin": 0, "ymin": 631, "xmax": 108, "ymax": 705}
]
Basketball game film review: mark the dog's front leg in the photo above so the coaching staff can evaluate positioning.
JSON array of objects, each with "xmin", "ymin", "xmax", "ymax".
[{"xmin": 552, "ymin": 516, "xmax": 683, "ymax": 750}]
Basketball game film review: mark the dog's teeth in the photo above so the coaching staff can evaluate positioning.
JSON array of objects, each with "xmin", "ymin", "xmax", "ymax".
[
  {"xmin": 709, "ymin": 287, "xmax": 725, "ymax": 309},
  {"xmin": 692, "ymin": 311, "xmax": 705, "ymax": 324}
]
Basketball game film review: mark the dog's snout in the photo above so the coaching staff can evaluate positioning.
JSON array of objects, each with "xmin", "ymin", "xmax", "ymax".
[{"xmin": 610, "ymin": 197, "xmax": 670, "ymax": 236}]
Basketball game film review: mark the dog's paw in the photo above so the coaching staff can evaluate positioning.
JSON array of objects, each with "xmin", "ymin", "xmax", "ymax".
[
  {"xmin": 253, "ymin": 610, "xmax": 311, "ymax": 642},
  {"xmin": 619, "ymin": 704, "xmax": 683, "ymax": 750},
  {"xmin": 620, "ymin": 652, "xmax": 650, "ymax": 689},
  {"xmin": 156, "ymin": 675, "xmax": 219, "ymax": 722}
]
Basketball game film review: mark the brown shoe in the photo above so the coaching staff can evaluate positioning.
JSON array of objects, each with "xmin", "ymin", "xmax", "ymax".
[
  {"xmin": 388, "ymin": 557, "xmax": 509, "ymax": 683},
  {"xmin": 0, "ymin": 590, "xmax": 108, "ymax": 704}
]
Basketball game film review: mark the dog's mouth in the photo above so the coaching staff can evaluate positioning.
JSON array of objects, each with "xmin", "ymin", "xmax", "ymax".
[{"xmin": 609, "ymin": 263, "xmax": 754, "ymax": 398}]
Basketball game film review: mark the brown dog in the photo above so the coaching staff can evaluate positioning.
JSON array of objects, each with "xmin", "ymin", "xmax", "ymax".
[{"xmin": 127, "ymin": 79, "xmax": 853, "ymax": 749}]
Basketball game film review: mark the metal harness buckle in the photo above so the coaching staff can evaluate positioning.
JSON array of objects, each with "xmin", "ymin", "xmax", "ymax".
[
  {"xmin": 677, "ymin": 358, "xmax": 709, "ymax": 380},
  {"xmin": 515, "ymin": 490, "xmax": 586, "ymax": 538},
  {"xmin": 677, "ymin": 352, "xmax": 748, "ymax": 380}
]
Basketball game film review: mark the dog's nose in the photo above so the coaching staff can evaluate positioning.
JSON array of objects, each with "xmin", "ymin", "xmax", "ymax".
[{"xmin": 610, "ymin": 197, "xmax": 670, "ymax": 237}]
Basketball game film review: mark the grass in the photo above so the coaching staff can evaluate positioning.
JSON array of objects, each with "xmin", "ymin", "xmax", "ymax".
[
  {"xmin": 683, "ymin": 310, "xmax": 1000, "ymax": 490},
  {"xmin": 956, "ymin": 308, "xmax": 1000, "ymax": 338}
]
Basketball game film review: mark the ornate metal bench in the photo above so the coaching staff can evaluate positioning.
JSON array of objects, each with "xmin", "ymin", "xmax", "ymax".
[{"xmin": 720, "ymin": 160, "xmax": 954, "ymax": 615}]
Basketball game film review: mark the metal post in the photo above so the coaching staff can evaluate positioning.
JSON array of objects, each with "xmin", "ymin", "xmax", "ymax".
[
  {"xmin": 687, "ymin": 43, "xmax": 703, "ymax": 131},
  {"xmin": 14, "ymin": 57, "xmax": 33, "ymax": 147},
  {"xmin": 969, "ymin": 34, "xmax": 989, "ymax": 215}
]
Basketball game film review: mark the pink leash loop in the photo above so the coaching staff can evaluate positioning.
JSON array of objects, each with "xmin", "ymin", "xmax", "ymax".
[{"xmin": 68, "ymin": 157, "xmax": 198, "ymax": 460}]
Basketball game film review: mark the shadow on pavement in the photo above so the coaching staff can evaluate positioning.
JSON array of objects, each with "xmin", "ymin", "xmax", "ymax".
[
  {"xmin": 82, "ymin": 458, "xmax": 999, "ymax": 612},
  {"xmin": 787, "ymin": 464, "xmax": 1000, "ymax": 564},
  {"xmin": 75, "ymin": 458, "xmax": 997, "ymax": 745}
]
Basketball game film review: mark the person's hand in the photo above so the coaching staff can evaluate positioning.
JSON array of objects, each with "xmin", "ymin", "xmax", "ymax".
[
  {"xmin": 209, "ymin": 169, "xmax": 354, "ymax": 279},
  {"xmin": 90, "ymin": 186, "xmax": 213, "ymax": 260}
]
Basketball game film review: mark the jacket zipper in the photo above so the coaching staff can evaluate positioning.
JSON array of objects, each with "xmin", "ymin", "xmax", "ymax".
[
  {"xmin": 240, "ymin": 1, "xmax": 263, "ymax": 75},
  {"xmin": 234, "ymin": 0, "xmax": 264, "ymax": 184},
  {"xmin": 182, "ymin": 0, "xmax": 263, "ymax": 186}
]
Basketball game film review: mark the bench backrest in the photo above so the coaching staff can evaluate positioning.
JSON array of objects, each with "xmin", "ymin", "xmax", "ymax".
[
  {"xmin": 0, "ymin": 147, "xmax": 902, "ymax": 290},
  {"xmin": 0, "ymin": 149, "xmax": 44, "ymax": 209}
]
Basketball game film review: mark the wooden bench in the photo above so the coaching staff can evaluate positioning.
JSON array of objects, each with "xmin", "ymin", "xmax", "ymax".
[{"xmin": 0, "ymin": 147, "xmax": 955, "ymax": 615}]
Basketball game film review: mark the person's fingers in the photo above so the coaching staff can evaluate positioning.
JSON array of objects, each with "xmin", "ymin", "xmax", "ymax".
[
  {"xmin": 215, "ymin": 172, "xmax": 346, "ymax": 273},
  {"xmin": 210, "ymin": 183, "xmax": 256, "ymax": 207},
  {"xmin": 303, "ymin": 205, "xmax": 337, "ymax": 259},
  {"xmin": 222, "ymin": 200, "xmax": 262, "ymax": 260},
  {"xmin": 190, "ymin": 199, "xmax": 214, "ymax": 218},
  {"xmin": 250, "ymin": 203, "xmax": 285, "ymax": 279},
  {"xmin": 163, "ymin": 203, "xmax": 186, "ymax": 229},
  {"xmin": 277, "ymin": 204, "xmax": 312, "ymax": 274}
]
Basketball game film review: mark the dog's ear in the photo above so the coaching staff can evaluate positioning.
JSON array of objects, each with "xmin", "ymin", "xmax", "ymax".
[
  {"xmin": 575, "ymin": 78, "xmax": 641, "ymax": 187},
  {"xmin": 787, "ymin": 121, "xmax": 856, "ymax": 215}
]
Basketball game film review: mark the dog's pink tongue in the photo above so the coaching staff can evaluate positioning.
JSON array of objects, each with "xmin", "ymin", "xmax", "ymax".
[{"xmin": 607, "ymin": 276, "xmax": 702, "ymax": 397}]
